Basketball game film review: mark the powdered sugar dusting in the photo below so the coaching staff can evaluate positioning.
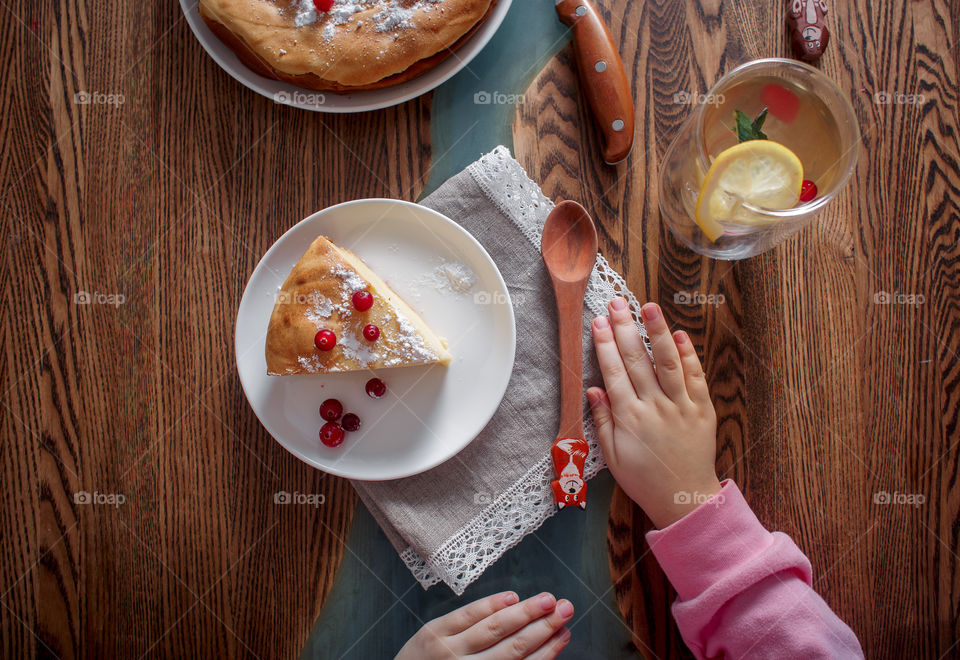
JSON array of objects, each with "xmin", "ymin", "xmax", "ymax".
[
  {"xmin": 373, "ymin": 3, "xmax": 414, "ymax": 31},
  {"xmin": 439, "ymin": 261, "xmax": 475, "ymax": 293},
  {"xmin": 381, "ymin": 309, "xmax": 439, "ymax": 367},
  {"xmin": 297, "ymin": 354, "xmax": 324, "ymax": 373},
  {"xmin": 333, "ymin": 265, "xmax": 367, "ymax": 294},
  {"xmin": 304, "ymin": 294, "xmax": 335, "ymax": 326},
  {"xmin": 294, "ymin": 0, "xmax": 317, "ymax": 27},
  {"xmin": 296, "ymin": 354, "xmax": 355, "ymax": 373},
  {"xmin": 414, "ymin": 259, "xmax": 476, "ymax": 295},
  {"xmin": 291, "ymin": 253, "xmax": 443, "ymax": 371},
  {"xmin": 337, "ymin": 327, "xmax": 379, "ymax": 366},
  {"xmin": 294, "ymin": 0, "xmax": 446, "ymax": 37}
]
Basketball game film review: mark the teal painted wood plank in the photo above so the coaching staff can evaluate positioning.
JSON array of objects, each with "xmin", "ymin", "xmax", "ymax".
[
  {"xmin": 419, "ymin": 0, "xmax": 570, "ymax": 198},
  {"xmin": 302, "ymin": 4, "xmax": 639, "ymax": 658},
  {"xmin": 301, "ymin": 473, "xmax": 638, "ymax": 658}
]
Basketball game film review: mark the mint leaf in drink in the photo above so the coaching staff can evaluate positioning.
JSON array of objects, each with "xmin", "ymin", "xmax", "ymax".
[
  {"xmin": 751, "ymin": 108, "xmax": 769, "ymax": 137},
  {"xmin": 734, "ymin": 108, "xmax": 769, "ymax": 142}
]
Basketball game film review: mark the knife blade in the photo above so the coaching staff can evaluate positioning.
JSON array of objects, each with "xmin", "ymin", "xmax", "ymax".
[{"xmin": 555, "ymin": 0, "xmax": 636, "ymax": 164}]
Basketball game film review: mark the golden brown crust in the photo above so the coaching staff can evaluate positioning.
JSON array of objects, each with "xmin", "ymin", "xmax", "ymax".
[
  {"xmin": 198, "ymin": 0, "xmax": 496, "ymax": 91},
  {"xmin": 265, "ymin": 236, "xmax": 451, "ymax": 375}
]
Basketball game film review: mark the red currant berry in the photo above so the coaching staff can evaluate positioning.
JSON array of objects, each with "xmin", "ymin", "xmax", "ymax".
[
  {"xmin": 314, "ymin": 329, "xmax": 336, "ymax": 351},
  {"xmin": 320, "ymin": 422, "xmax": 345, "ymax": 447},
  {"xmin": 363, "ymin": 324, "xmax": 380, "ymax": 341},
  {"xmin": 352, "ymin": 290, "xmax": 374, "ymax": 312},
  {"xmin": 313, "ymin": 0, "xmax": 335, "ymax": 12},
  {"xmin": 341, "ymin": 413, "xmax": 361, "ymax": 432},
  {"xmin": 319, "ymin": 398, "xmax": 343, "ymax": 421},
  {"xmin": 365, "ymin": 378, "xmax": 386, "ymax": 399},
  {"xmin": 799, "ymin": 179, "xmax": 818, "ymax": 203}
]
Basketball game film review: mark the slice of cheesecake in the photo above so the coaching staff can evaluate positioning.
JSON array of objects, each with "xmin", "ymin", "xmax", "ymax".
[{"xmin": 265, "ymin": 236, "xmax": 452, "ymax": 375}]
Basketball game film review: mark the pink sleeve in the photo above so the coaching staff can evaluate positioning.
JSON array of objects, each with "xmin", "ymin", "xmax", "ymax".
[{"xmin": 645, "ymin": 480, "xmax": 864, "ymax": 660}]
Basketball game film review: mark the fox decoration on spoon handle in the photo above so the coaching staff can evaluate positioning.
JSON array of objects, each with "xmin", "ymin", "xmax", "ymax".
[{"xmin": 551, "ymin": 438, "xmax": 589, "ymax": 510}]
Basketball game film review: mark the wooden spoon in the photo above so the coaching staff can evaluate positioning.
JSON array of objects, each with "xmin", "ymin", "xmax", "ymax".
[{"xmin": 540, "ymin": 201, "xmax": 599, "ymax": 510}]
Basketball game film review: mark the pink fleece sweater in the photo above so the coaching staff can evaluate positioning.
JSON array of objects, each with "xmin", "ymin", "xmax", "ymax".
[{"xmin": 645, "ymin": 480, "xmax": 864, "ymax": 659}]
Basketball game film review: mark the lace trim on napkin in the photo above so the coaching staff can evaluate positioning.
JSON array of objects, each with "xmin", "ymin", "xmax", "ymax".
[{"xmin": 401, "ymin": 146, "xmax": 648, "ymax": 593}]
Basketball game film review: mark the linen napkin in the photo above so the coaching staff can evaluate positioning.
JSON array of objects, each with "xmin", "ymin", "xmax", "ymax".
[{"xmin": 351, "ymin": 146, "xmax": 647, "ymax": 594}]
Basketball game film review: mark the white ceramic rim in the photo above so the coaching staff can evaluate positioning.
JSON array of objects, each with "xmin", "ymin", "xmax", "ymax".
[
  {"xmin": 234, "ymin": 198, "xmax": 517, "ymax": 479},
  {"xmin": 180, "ymin": 0, "xmax": 514, "ymax": 113}
]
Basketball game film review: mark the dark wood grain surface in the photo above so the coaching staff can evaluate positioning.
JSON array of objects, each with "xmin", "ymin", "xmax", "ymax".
[
  {"xmin": 514, "ymin": 0, "xmax": 960, "ymax": 658},
  {"xmin": 0, "ymin": 2, "xmax": 429, "ymax": 657},
  {"xmin": 3, "ymin": 0, "xmax": 958, "ymax": 658}
]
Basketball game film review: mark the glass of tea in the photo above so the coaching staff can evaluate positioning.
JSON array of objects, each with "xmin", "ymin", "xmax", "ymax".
[{"xmin": 658, "ymin": 58, "xmax": 860, "ymax": 260}]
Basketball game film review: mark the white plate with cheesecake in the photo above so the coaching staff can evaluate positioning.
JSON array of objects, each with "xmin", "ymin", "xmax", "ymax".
[
  {"xmin": 236, "ymin": 199, "xmax": 516, "ymax": 480},
  {"xmin": 181, "ymin": 0, "xmax": 512, "ymax": 113}
]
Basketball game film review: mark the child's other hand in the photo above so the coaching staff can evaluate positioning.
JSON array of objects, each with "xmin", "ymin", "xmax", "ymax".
[
  {"xmin": 395, "ymin": 591, "xmax": 572, "ymax": 660},
  {"xmin": 588, "ymin": 298, "xmax": 721, "ymax": 529}
]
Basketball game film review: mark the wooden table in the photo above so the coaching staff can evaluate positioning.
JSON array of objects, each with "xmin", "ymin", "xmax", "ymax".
[{"xmin": 3, "ymin": 0, "xmax": 958, "ymax": 658}]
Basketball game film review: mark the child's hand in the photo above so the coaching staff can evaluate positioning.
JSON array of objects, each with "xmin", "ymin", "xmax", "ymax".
[
  {"xmin": 588, "ymin": 298, "xmax": 721, "ymax": 529},
  {"xmin": 395, "ymin": 591, "xmax": 573, "ymax": 659}
]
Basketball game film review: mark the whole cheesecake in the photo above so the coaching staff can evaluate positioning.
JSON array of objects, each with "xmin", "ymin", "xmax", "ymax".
[{"xmin": 198, "ymin": 0, "xmax": 498, "ymax": 92}]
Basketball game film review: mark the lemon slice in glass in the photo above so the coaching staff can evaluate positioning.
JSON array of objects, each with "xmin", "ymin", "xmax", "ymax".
[{"xmin": 694, "ymin": 141, "xmax": 804, "ymax": 241}]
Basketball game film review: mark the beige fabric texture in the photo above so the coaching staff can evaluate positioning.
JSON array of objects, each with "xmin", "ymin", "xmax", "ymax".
[{"xmin": 351, "ymin": 148, "xmax": 616, "ymax": 593}]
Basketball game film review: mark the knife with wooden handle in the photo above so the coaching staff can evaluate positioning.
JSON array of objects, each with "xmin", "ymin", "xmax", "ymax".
[{"xmin": 555, "ymin": 0, "xmax": 635, "ymax": 164}]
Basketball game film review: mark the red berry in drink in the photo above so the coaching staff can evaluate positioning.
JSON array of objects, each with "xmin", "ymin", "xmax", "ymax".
[
  {"xmin": 314, "ymin": 329, "xmax": 336, "ymax": 351},
  {"xmin": 319, "ymin": 398, "xmax": 343, "ymax": 421},
  {"xmin": 313, "ymin": 0, "xmax": 334, "ymax": 12},
  {"xmin": 352, "ymin": 290, "xmax": 374, "ymax": 311},
  {"xmin": 363, "ymin": 324, "xmax": 380, "ymax": 341},
  {"xmin": 320, "ymin": 422, "xmax": 345, "ymax": 447},
  {"xmin": 761, "ymin": 84, "xmax": 800, "ymax": 124},
  {"xmin": 341, "ymin": 413, "xmax": 361, "ymax": 432},
  {"xmin": 799, "ymin": 179, "xmax": 818, "ymax": 203},
  {"xmin": 365, "ymin": 378, "xmax": 386, "ymax": 398}
]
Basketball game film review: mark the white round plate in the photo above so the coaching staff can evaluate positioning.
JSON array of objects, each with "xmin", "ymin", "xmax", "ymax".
[
  {"xmin": 236, "ymin": 199, "xmax": 516, "ymax": 480},
  {"xmin": 180, "ymin": 0, "xmax": 513, "ymax": 113}
]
